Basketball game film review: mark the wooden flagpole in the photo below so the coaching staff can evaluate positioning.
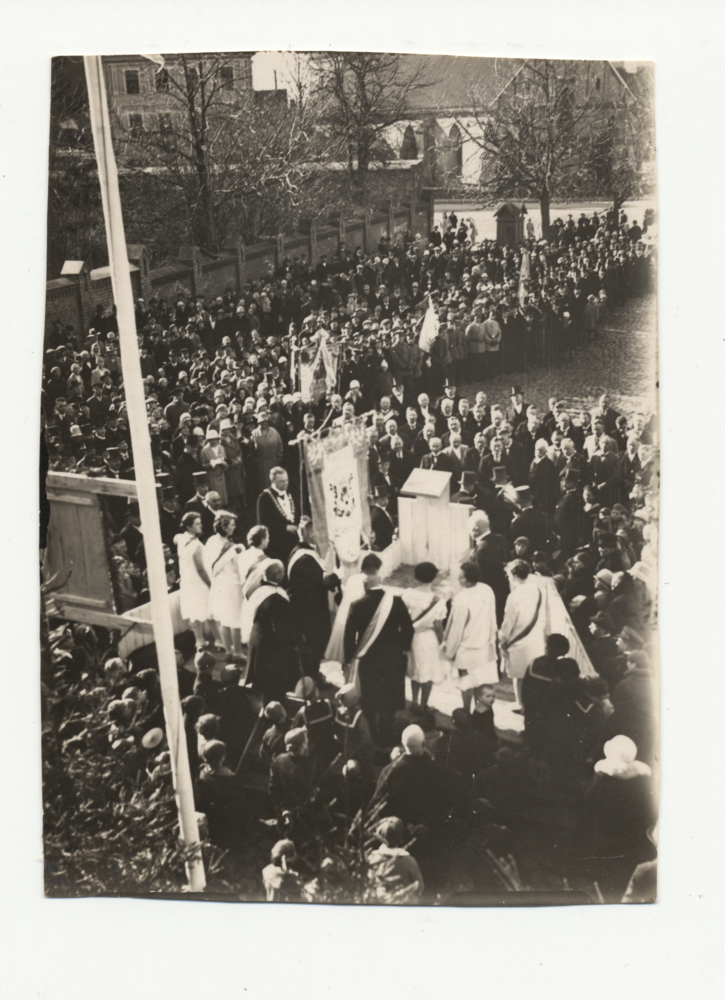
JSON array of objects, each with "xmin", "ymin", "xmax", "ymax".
[{"xmin": 83, "ymin": 56, "xmax": 205, "ymax": 891}]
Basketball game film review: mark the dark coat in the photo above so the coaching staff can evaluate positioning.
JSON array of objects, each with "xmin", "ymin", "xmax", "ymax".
[
  {"xmin": 196, "ymin": 767, "xmax": 247, "ymax": 849},
  {"xmin": 288, "ymin": 545, "xmax": 331, "ymax": 669},
  {"xmin": 528, "ymin": 456, "xmax": 560, "ymax": 513},
  {"xmin": 247, "ymin": 590, "xmax": 304, "ymax": 704},
  {"xmin": 509, "ymin": 507, "xmax": 551, "ymax": 553},
  {"xmin": 370, "ymin": 750, "xmax": 452, "ymax": 826},
  {"xmin": 343, "ymin": 589, "xmax": 413, "ymax": 714},
  {"xmin": 256, "ymin": 488, "xmax": 298, "ymax": 563},
  {"xmin": 472, "ymin": 534, "xmax": 509, "ymax": 622},
  {"xmin": 371, "ymin": 504, "xmax": 396, "ymax": 551}
]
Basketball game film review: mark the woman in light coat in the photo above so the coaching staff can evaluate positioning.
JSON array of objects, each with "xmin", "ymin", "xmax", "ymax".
[
  {"xmin": 499, "ymin": 559, "xmax": 548, "ymax": 709},
  {"xmin": 443, "ymin": 561, "xmax": 498, "ymax": 712}
]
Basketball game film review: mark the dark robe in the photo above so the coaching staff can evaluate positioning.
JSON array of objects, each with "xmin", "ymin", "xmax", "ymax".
[
  {"xmin": 288, "ymin": 545, "xmax": 331, "ymax": 676},
  {"xmin": 343, "ymin": 589, "xmax": 413, "ymax": 718},
  {"xmin": 256, "ymin": 487, "xmax": 298, "ymax": 563},
  {"xmin": 472, "ymin": 533, "xmax": 509, "ymax": 623},
  {"xmin": 247, "ymin": 589, "xmax": 304, "ymax": 704},
  {"xmin": 370, "ymin": 750, "xmax": 451, "ymax": 826},
  {"xmin": 371, "ymin": 504, "xmax": 396, "ymax": 551}
]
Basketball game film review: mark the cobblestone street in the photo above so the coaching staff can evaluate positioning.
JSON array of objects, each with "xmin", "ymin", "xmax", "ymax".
[{"xmin": 458, "ymin": 293, "xmax": 658, "ymax": 418}]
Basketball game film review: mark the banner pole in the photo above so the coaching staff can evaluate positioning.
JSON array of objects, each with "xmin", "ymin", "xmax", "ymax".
[{"xmin": 83, "ymin": 56, "xmax": 205, "ymax": 892}]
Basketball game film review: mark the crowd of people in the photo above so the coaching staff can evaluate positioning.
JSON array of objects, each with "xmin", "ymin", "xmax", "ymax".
[{"xmin": 41, "ymin": 208, "xmax": 658, "ymax": 902}]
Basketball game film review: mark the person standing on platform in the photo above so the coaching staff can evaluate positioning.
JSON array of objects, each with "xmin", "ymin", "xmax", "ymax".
[
  {"xmin": 205, "ymin": 510, "xmax": 244, "ymax": 663},
  {"xmin": 467, "ymin": 510, "xmax": 509, "ymax": 624},
  {"xmin": 175, "ymin": 511, "xmax": 212, "ymax": 650},
  {"xmin": 498, "ymin": 559, "xmax": 548, "ymax": 710},
  {"xmin": 401, "ymin": 562, "xmax": 447, "ymax": 709},
  {"xmin": 287, "ymin": 517, "xmax": 331, "ymax": 682},
  {"xmin": 443, "ymin": 561, "xmax": 499, "ymax": 712},
  {"xmin": 242, "ymin": 560, "xmax": 303, "ymax": 704},
  {"xmin": 256, "ymin": 466, "xmax": 298, "ymax": 564},
  {"xmin": 343, "ymin": 553, "xmax": 414, "ymax": 745}
]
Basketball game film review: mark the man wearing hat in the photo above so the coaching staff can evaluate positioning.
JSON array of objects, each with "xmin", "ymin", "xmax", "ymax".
[
  {"xmin": 343, "ymin": 553, "xmax": 413, "ymax": 745},
  {"xmin": 244, "ymin": 560, "xmax": 304, "ymax": 705},
  {"xmin": 370, "ymin": 484, "xmax": 396, "ymax": 552},
  {"xmin": 328, "ymin": 683, "xmax": 375, "ymax": 784},
  {"xmin": 554, "ymin": 470, "xmax": 587, "ymax": 560},
  {"xmin": 505, "ymin": 387, "xmax": 529, "ymax": 431},
  {"xmin": 451, "ymin": 470, "xmax": 479, "ymax": 505},
  {"xmin": 587, "ymin": 611, "xmax": 620, "ymax": 676},
  {"xmin": 184, "ymin": 477, "xmax": 220, "ymax": 543}
]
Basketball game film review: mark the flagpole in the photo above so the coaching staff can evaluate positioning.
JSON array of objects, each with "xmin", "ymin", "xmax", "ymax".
[{"xmin": 83, "ymin": 56, "xmax": 205, "ymax": 892}]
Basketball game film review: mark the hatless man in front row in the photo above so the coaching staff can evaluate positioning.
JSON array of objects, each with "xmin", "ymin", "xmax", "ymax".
[{"xmin": 343, "ymin": 553, "xmax": 414, "ymax": 746}]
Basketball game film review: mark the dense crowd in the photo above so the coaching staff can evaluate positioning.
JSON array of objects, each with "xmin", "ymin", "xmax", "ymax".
[{"xmin": 41, "ymin": 208, "xmax": 658, "ymax": 902}]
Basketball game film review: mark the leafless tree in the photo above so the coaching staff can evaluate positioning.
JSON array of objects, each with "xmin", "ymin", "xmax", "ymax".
[
  {"xmin": 310, "ymin": 53, "xmax": 429, "ymax": 179},
  {"xmin": 453, "ymin": 59, "xmax": 632, "ymax": 236}
]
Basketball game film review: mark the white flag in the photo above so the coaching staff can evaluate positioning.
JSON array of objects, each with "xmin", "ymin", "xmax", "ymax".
[
  {"xmin": 418, "ymin": 298, "xmax": 439, "ymax": 353},
  {"xmin": 518, "ymin": 249, "xmax": 531, "ymax": 306}
]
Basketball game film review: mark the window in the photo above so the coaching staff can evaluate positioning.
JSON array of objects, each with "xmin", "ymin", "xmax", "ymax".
[
  {"xmin": 156, "ymin": 68, "xmax": 170, "ymax": 92},
  {"xmin": 125, "ymin": 70, "xmax": 140, "ymax": 95},
  {"xmin": 187, "ymin": 67, "xmax": 199, "ymax": 90},
  {"xmin": 220, "ymin": 66, "xmax": 234, "ymax": 90},
  {"xmin": 159, "ymin": 113, "xmax": 172, "ymax": 134},
  {"xmin": 595, "ymin": 77, "xmax": 601, "ymax": 91},
  {"xmin": 129, "ymin": 113, "xmax": 144, "ymax": 137}
]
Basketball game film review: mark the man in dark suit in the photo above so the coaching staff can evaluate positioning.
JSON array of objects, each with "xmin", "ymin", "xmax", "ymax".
[
  {"xmin": 478, "ymin": 437, "xmax": 516, "ymax": 493},
  {"xmin": 509, "ymin": 486, "xmax": 551, "ymax": 553},
  {"xmin": 344, "ymin": 553, "xmax": 414, "ymax": 744},
  {"xmin": 529, "ymin": 440, "xmax": 561, "ymax": 514},
  {"xmin": 398, "ymin": 407, "xmax": 421, "ymax": 451},
  {"xmin": 256, "ymin": 466, "xmax": 299, "ymax": 563},
  {"xmin": 451, "ymin": 470, "xmax": 479, "ymax": 505},
  {"xmin": 388, "ymin": 436, "xmax": 416, "ymax": 493},
  {"xmin": 467, "ymin": 510, "xmax": 508, "ymax": 623},
  {"xmin": 498, "ymin": 424, "xmax": 527, "ymax": 486},
  {"xmin": 420, "ymin": 437, "xmax": 458, "ymax": 477},
  {"xmin": 287, "ymin": 518, "xmax": 331, "ymax": 681},
  {"xmin": 554, "ymin": 470, "xmax": 587, "ymax": 559},
  {"xmin": 370, "ymin": 485, "xmax": 396, "ymax": 551},
  {"xmin": 504, "ymin": 387, "xmax": 528, "ymax": 430},
  {"xmin": 515, "ymin": 409, "xmax": 548, "ymax": 470}
]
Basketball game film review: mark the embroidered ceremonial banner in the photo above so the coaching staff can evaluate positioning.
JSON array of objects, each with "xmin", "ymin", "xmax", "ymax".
[
  {"xmin": 301, "ymin": 414, "xmax": 371, "ymax": 563},
  {"xmin": 322, "ymin": 444, "xmax": 364, "ymax": 563}
]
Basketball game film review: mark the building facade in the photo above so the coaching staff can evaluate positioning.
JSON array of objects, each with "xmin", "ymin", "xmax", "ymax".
[{"xmin": 102, "ymin": 53, "xmax": 254, "ymax": 140}]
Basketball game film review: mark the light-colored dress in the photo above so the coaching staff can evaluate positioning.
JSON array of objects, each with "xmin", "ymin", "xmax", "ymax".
[
  {"xmin": 499, "ymin": 576, "xmax": 548, "ymax": 680},
  {"xmin": 176, "ymin": 533, "xmax": 210, "ymax": 624},
  {"xmin": 237, "ymin": 547, "xmax": 274, "ymax": 600},
  {"xmin": 205, "ymin": 535, "xmax": 243, "ymax": 629},
  {"xmin": 401, "ymin": 587, "xmax": 446, "ymax": 684},
  {"xmin": 443, "ymin": 582, "xmax": 498, "ymax": 689},
  {"xmin": 325, "ymin": 571, "xmax": 367, "ymax": 664}
]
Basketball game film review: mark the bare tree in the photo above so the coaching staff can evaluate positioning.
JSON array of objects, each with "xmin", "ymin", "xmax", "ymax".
[
  {"xmin": 454, "ymin": 59, "xmax": 619, "ymax": 237},
  {"xmin": 310, "ymin": 52, "xmax": 429, "ymax": 180},
  {"xmin": 113, "ymin": 53, "xmax": 339, "ymax": 258},
  {"xmin": 585, "ymin": 66, "xmax": 655, "ymax": 217}
]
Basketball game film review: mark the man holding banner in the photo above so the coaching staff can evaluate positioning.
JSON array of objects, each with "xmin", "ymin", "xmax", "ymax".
[{"xmin": 343, "ymin": 553, "xmax": 414, "ymax": 746}]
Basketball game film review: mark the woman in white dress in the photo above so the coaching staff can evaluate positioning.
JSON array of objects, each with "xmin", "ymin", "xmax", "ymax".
[
  {"xmin": 443, "ymin": 561, "xmax": 498, "ymax": 712},
  {"xmin": 205, "ymin": 510, "xmax": 245, "ymax": 662},
  {"xmin": 499, "ymin": 559, "xmax": 548, "ymax": 709},
  {"xmin": 175, "ymin": 511, "xmax": 212, "ymax": 649},
  {"xmin": 401, "ymin": 562, "xmax": 446, "ymax": 708}
]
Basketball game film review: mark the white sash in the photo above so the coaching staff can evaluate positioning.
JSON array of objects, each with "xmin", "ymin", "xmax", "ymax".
[
  {"xmin": 347, "ymin": 588, "xmax": 395, "ymax": 688},
  {"xmin": 240, "ymin": 584, "xmax": 289, "ymax": 644},
  {"xmin": 287, "ymin": 546, "xmax": 326, "ymax": 577}
]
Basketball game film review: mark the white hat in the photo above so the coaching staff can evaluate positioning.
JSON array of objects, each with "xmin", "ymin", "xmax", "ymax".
[
  {"xmin": 205, "ymin": 428, "xmax": 220, "ymax": 440},
  {"xmin": 349, "ymin": 379, "xmax": 361, "ymax": 389}
]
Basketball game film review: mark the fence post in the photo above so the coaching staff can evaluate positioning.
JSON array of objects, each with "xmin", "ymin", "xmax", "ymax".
[{"xmin": 178, "ymin": 246, "xmax": 200, "ymax": 300}]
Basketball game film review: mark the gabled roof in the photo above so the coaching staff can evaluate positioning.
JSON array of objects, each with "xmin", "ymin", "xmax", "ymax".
[{"xmin": 396, "ymin": 54, "xmax": 514, "ymax": 114}]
